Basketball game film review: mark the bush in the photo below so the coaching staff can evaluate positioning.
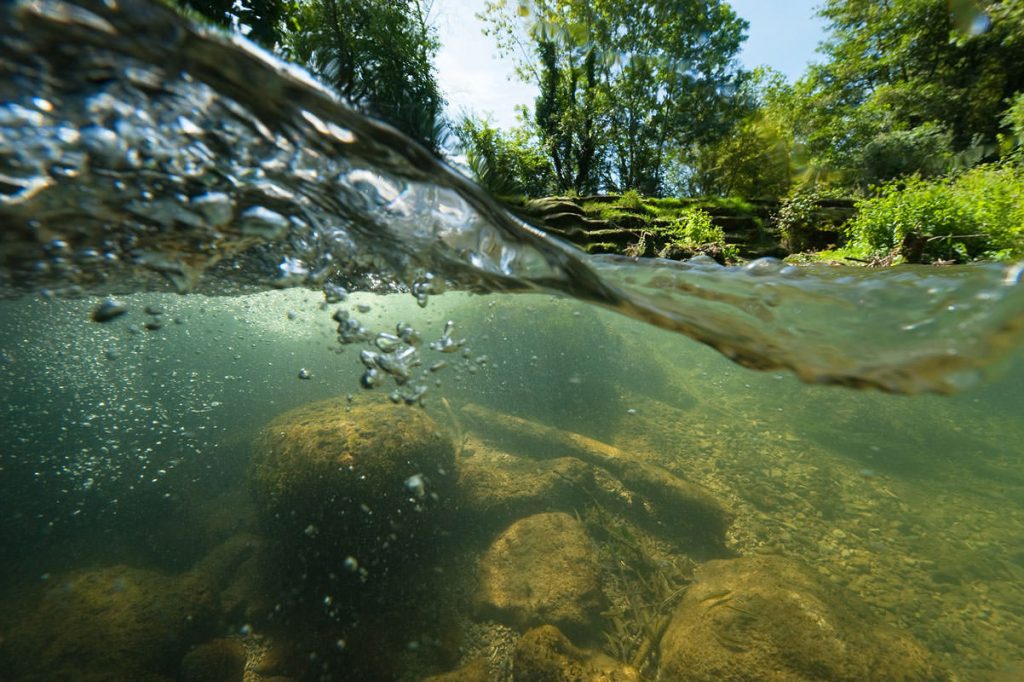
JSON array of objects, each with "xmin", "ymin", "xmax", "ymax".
[
  {"xmin": 658, "ymin": 208, "xmax": 738, "ymax": 260},
  {"xmin": 674, "ymin": 208, "xmax": 722, "ymax": 246},
  {"xmin": 619, "ymin": 189, "xmax": 645, "ymax": 210},
  {"xmin": 844, "ymin": 164, "xmax": 1024, "ymax": 262},
  {"xmin": 774, "ymin": 185, "xmax": 849, "ymax": 252}
]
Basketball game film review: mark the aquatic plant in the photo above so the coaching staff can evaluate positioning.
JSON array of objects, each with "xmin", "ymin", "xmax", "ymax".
[{"xmin": 576, "ymin": 502, "xmax": 692, "ymax": 675}]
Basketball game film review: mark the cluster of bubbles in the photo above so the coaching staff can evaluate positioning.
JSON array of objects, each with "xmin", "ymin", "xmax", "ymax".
[{"xmin": 318, "ymin": 280, "xmax": 485, "ymax": 406}]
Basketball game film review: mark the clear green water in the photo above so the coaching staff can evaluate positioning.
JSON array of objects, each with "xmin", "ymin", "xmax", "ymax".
[{"xmin": 1, "ymin": 290, "xmax": 1022, "ymax": 680}]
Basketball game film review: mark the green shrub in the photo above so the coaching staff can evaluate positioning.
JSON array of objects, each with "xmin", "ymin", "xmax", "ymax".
[
  {"xmin": 775, "ymin": 185, "xmax": 849, "ymax": 252},
  {"xmin": 844, "ymin": 164, "xmax": 1024, "ymax": 262},
  {"xmin": 619, "ymin": 189, "xmax": 645, "ymax": 210},
  {"xmin": 658, "ymin": 208, "xmax": 738, "ymax": 260},
  {"xmin": 675, "ymin": 208, "xmax": 722, "ymax": 246}
]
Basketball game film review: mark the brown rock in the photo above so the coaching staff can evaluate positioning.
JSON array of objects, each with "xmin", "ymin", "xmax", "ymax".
[
  {"xmin": 422, "ymin": 656, "xmax": 490, "ymax": 682},
  {"xmin": 460, "ymin": 404, "xmax": 732, "ymax": 552},
  {"xmin": 512, "ymin": 625, "xmax": 639, "ymax": 682},
  {"xmin": 457, "ymin": 447, "xmax": 594, "ymax": 536},
  {"xmin": 658, "ymin": 555, "xmax": 941, "ymax": 681},
  {"xmin": 2, "ymin": 565, "xmax": 218, "ymax": 680},
  {"xmin": 250, "ymin": 395, "xmax": 456, "ymax": 573},
  {"xmin": 178, "ymin": 638, "xmax": 246, "ymax": 682},
  {"xmin": 475, "ymin": 512, "xmax": 603, "ymax": 638}
]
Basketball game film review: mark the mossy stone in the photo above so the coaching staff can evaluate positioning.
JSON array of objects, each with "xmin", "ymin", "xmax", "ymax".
[
  {"xmin": 178, "ymin": 638, "xmax": 246, "ymax": 682},
  {"xmin": 250, "ymin": 395, "xmax": 456, "ymax": 574}
]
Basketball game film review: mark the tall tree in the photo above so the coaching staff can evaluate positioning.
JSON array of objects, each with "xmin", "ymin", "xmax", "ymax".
[
  {"xmin": 285, "ymin": 0, "xmax": 447, "ymax": 152},
  {"xmin": 532, "ymin": 33, "xmax": 603, "ymax": 193},
  {"xmin": 597, "ymin": 0, "xmax": 748, "ymax": 195},
  {"xmin": 481, "ymin": 0, "xmax": 748, "ymax": 195}
]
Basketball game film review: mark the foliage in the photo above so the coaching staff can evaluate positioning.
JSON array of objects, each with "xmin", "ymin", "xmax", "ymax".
[
  {"xmin": 618, "ymin": 189, "xmax": 644, "ymax": 211},
  {"xmin": 843, "ymin": 164, "xmax": 1024, "ymax": 262},
  {"xmin": 480, "ymin": 0, "xmax": 749, "ymax": 195},
  {"xmin": 533, "ymin": 32, "xmax": 604, "ymax": 194},
  {"xmin": 669, "ymin": 208, "xmax": 723, "ymax": 247},
  {"xmin": 790, "ymin": 0, "xmax": 1024, "ymax": 186},
  {"xmin": 650, "ymin": 207, "xmax": 737, "ymax": 260},
  {"xmin": 858, "ymin": 122, "xmax": 954, "ymax": 186},
  {"xmin": 1000, "ymin": 91, "xmax": 1024, "ymax": 160},
  {"xmin": 454, "ymin": 114, "xmax": 554, "ymax": 197},
  {"xmin": 283, "ymin": 0, "xmax": 446, "ymax": 152},
  {"xmin": 774, "ymin": 185, "xmax": 850, "ymax": 252},
  {"xmin": 687, "ymin": 68, "xmax": 796, "ymax": 198},
  {"xmin": 171, "ymin": 0, "xmax": 289, "ymax": 48}
]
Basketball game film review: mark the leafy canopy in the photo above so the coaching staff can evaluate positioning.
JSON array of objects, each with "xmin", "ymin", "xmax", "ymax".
[
  {"xmin": 284, "ymin": 0, "xmax": 446, "ymax": 152},
  {"xmin": 480, "ymin": 0, "xmax": 748, "ymax": 195}
]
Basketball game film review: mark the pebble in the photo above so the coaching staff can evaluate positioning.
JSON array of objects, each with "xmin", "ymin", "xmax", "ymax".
[{"xmin": 91, "ymin": 298, "xmax": 127, "ymax": 322}]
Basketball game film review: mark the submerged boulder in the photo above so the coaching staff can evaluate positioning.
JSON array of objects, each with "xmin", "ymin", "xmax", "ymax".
[
  {"xmin": 657, "ymin": 555, "xmax": 940, "ymax": 681},
  {"xmin": 178, "ymin": 638, "xmax": 247, "ymax": 682},
  {"xmin": 475, "ymin": 512, "xmax": 604, "ymax": 638},
  {"xmin": 250, "ymin": 395, "xmax": 456, "ymax": 579},
  {"xmin": 2, "ymin": 565, "xmax": 218, "ymax": 681},
  {"xmin": 456, "ymin": 445, "xmax": 594, "ymax": 537},
  {"xmin": 512, "ymin": 625, "xmax": 639, "ymax": 682}
]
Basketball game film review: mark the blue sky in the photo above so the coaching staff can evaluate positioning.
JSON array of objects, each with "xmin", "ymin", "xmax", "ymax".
[{"xmin": 432, "ymin": 0, "xmax": 826, "ymax": 129}]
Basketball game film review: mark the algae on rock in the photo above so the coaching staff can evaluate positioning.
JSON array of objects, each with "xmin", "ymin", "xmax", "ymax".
[
  {"xmin": 475, "ymin": 512, "xmax": 605, "ymax": 640},
  {"xmin": 657, "ymin": 555, "xmax": 943, "ymax": 681},
  {"xmin": 249, "ymin": 395, "xmax": 457, "ymax": 578}
]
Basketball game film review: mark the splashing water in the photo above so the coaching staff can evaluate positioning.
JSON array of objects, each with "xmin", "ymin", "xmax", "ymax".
[{"xmin": 2, "ymin": 0, "xmax": 1024, "ymax": 394}]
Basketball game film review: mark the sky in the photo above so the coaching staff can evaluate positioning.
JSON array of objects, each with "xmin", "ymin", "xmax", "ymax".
[{"xmin": 431, "ymin": 0, "xmax": 827, "ymax": 129}]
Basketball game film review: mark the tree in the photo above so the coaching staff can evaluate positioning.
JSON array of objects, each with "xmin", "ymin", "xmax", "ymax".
[
  {"xmin": 533, "ymin": 34, "xmax": 603, "ymax": 193},
  {"xmin": 481, "ymin": 0, "xmax": 748, "ymax": 195},
  {"xmin": 597, "ymin": 0, "xmax": 748, "ymax": 195},
  {"xmin": 172, "ymin": 0, "xmax": 289, "ymax": 49},
  {"xmin": 284, "ymin": 0, "xmax": 446, "ymax": 152},
  {"xmin": 794, "ymin": 0, "xmax": 1024, "ymax": 185},
  {"xmin": 454, "ymin": 114, "xmax": 554, "ymax": 197},
  {"xmin": 687, "ymin": 68, "xmax": 796, "ymax": 198}
]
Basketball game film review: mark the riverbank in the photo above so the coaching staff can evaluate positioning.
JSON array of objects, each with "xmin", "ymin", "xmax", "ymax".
[{"xmin": 513, "ymin": 194, "xmax": 857, "ymax": 263}]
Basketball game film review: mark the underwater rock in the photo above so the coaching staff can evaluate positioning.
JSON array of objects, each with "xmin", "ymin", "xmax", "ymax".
[
  {"xmin": 657, "ymin": 555, "xmax": 941, "ymax": 681},
  {"xmin": 461, "ymin": 403, "xmax": 732, "ymax": 551},
  {"xmin": 456, "ymin": 445, "xmax": 594, "ymax": 537},
  {"xmin": 422, "ymin": 656, "xmax": 491, "ymax": 682},
  {"xmin": 191, "ymin": 532, "xmax": 260, "ymax": 588},
  {"xmin": 512, "ymin": 625, "xmax": 639, "ymax": 682},
  {"xmin": 249, "ymin": 395, "xmax": 456, "ymax": 578},
  {"xmin": 178, "ymin": 638, "xmax": 246, "ymax": 682},
  {"xmin": 2, "ymin": 565, "xmax": 218, "ymax": 680},
  {"xmin": 217, "ymin": 544, "xmax": 276, "ymax": 623},
  {"xmin": 475, "ymin": 512, "xmax": 604, "ymax": 638}
]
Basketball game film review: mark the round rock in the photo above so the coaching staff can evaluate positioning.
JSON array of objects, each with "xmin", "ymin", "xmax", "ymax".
[
  {"xmin": 474, "ymin": 512, "xmax": 604, "ymax": 638},
  {"xmin": 658, "ymin": 555, "xmax": 941, "ymax": 681},
  {"xmin": 250, "ymin": 395, "xmax": 456, "ymax": 573}
]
